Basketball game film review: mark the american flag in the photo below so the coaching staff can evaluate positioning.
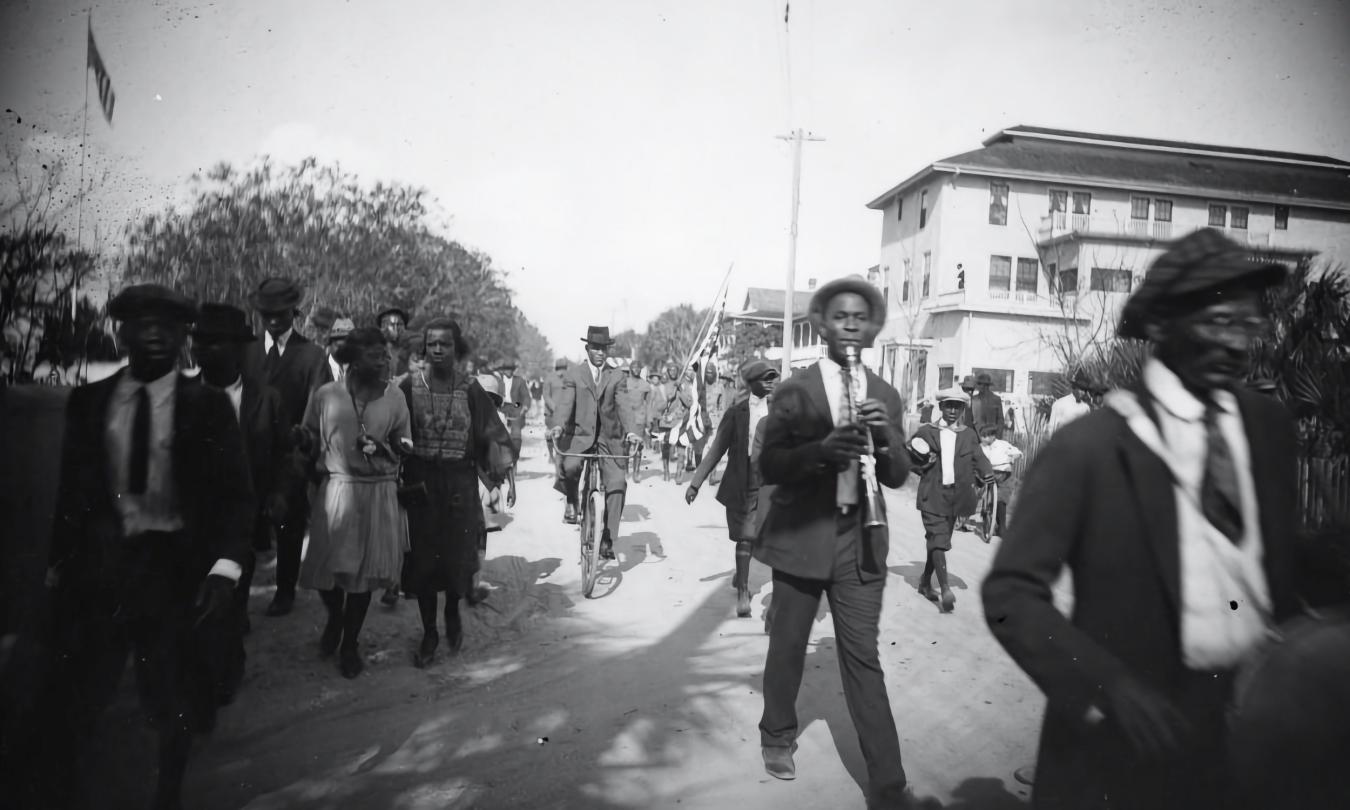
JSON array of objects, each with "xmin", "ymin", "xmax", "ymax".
[{"xmin": 87, "ymin": 20, "xmax": 116, "ymax": 125}]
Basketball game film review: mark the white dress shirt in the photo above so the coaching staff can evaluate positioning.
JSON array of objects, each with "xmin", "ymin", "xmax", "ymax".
[
  {"xmin": 589, "ymin": 362, "xmax": 603, "ymax": 387},
  {"xmin": 104, "ymin": 369, "xmax": 241, "ymax": 582},
  {"xmin": 328, "ymin": 353, "xmax": 345, "ymax": 383},
  {"xmin": 1137, "ymin": 359, "xmax": 1272, "ymax": 669},
  {"xmin": 938, "ymin": 423, "xmax": 958, "ymax": 485},
  {"xmin": 819, "ymin": 357, "xmax": 865, "ymax": 505},
  {"xmin": 747, "ymin": 393, "xmax": 770, "ymax": 460},
  {"xmin": 263, "ymin": 327, "xmax": 293, "ymax": 357},
  {"xmin": 224, "ymin": 375, "xmax": 244, "ymax": 420},
  {"xmin": 1048, "ymin": 393, "xmax": 1091, "ymax": 434}
]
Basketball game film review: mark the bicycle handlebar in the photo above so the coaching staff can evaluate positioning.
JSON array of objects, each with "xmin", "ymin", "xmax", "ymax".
[{"xmin": 555, "ymin": 449, "xmax": 638, "ymax": 460}]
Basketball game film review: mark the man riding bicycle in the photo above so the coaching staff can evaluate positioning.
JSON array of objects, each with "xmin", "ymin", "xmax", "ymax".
[{"xmin": 548, "ymin": 326, "xmax": 641, "ymax": 560}]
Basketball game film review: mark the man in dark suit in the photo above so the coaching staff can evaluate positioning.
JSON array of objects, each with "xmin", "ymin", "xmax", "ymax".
[
  {"xmin": 754, "ymin": 276, "xmax": 922, "ymax": 808},
  {"xmin": 191, "ymin": 303, "xmax": 292, "ymax": 640},
  {"xmin": 982, "ymin": 228, "xmax": 1300, "ymax": 810},
  {"xmin": 547, "ymin": 326, "xmax": 640, "ymax": 560},
  {"xmin": 44, "ymin": 285, "xmax": 254, "ymax": 810},
  {"xmin": 543, "ymin": 358, "xmax": 568, "ymax": 463},
  {"xmin": 970, "ymin": 372, "xmax": 1005, "ymax": 434},
  {"xmin": 245, "ymin": 278, "xmax": 331, "ymax": 617},
  {"xmin": 686, "ymin": 358, "xmax": 778, "ymax": 618}
]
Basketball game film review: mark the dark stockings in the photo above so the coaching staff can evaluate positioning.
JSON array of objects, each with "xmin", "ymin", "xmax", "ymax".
[
  {"xmin": 733, "ymin": 541, "xmax": 752, "ymax": 590},
  {"xmin": 415, "ymin": 592, "xmax": 463, "ymax": 667},
  {"xmin": 153, "ymin": 726, "xmax": 191, "ymax": 810},
  {"xmin": 921, "ymin": 549, "xmax": 950, "ymax": 590},
  {"xmin": 319, "ymin": 588, "xmax": 371, "ymax": 677}
]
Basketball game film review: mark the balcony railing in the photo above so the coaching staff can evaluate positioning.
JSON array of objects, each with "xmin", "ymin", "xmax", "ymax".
[
  {"xmin": 987, "ymin": 289, "xmax": 1044, "ymax": 304},
  {"xmin": 1040, "ymin": 214, "xmax": 1174, "ymax": 243}
]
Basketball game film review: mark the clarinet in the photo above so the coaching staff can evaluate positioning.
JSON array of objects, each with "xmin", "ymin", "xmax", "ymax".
[{"xmin": 843, "ymin": 346, "xmax": 887, "ymax": 529}]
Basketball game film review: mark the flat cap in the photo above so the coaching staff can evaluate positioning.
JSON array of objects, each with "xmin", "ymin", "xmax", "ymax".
[
  {"xmin": 740, "ymin": 358, "xmax": 779, "ymax": 384},
  {"xmin": 328, "ymin": 317, "xmax": 356, "ymax": 340},
  {"xmin": 108, "ymin": 284, "xmax": 197, "ymax": 323},
  {"xmin": 936, "ymin": 386, "xmax": 970, "ymax": 405},
  {"xmin": 1119, "ymin": 227, "xmax": 1286, "ymax": 339},
  {"xmin": 249, "ymin": 277, "xmax": 303, "ymax": 313}
]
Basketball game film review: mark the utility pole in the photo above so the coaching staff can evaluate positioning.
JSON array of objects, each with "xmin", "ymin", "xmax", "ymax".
[{"xmin": 775, "ymin": 129, "xmax": 824, "ymax": 378}]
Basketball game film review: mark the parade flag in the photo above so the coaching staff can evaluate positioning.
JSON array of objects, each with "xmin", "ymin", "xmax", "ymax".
[{"xmin": 87, "ymin": 21, "xmax": 116, "ymax": 125}]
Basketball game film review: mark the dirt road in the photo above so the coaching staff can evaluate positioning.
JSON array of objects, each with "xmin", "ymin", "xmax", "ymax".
[{"xmin": 151, "ymin": 426, "xmax": 1052, "ymax": 809}]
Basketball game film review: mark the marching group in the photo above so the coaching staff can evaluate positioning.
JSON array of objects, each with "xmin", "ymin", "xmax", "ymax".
[{"xmin": 13, "ymin": 226, "xmax": 1340, "ymax": 809}]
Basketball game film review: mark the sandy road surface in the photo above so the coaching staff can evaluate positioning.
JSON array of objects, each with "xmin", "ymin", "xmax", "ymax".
[{"xmin": 87, "ymin": 425, "xmax": 1056, "ymax": 809}]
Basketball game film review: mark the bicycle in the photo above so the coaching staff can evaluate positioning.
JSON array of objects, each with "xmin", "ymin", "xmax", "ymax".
[
  {"xmin": 973, "ymin": 476, "xmax": 1000, "ymax": 544},
  {"xmin": 627, "ymin": 436, "xmax": 644, "ymax": 482},
  {"xmin": 556, "ymin": 447, "xmax": 638, "ymax": 597}
]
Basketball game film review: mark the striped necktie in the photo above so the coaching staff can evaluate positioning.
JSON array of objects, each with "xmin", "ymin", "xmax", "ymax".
[{"xmin": 1200, "ymin": 401, "xmax": 1244, "ymax": 544}]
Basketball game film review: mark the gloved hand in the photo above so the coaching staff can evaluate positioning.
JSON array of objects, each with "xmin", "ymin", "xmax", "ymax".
[{"xmin": 195, "ymin": 574, "xmax": 236, "ymax": 626}]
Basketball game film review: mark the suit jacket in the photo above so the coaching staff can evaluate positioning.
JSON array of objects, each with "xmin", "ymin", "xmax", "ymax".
[
  {"xmin": 911, "ymin": 422, "xmax": 991, "ymax": 517},
  {"xmin": 754, "ymin": 363, "xmax": 910, "ymax": 582},
  {"xmin": 237, "ymin": 375, "xmax": 292, "ymax": 516},
  {"xmin": 543, "ymin": 370, "xmax": 566, "ymax": 424},
  {"xmin": 981, "ymin": 390, "xmax": 1299, "ymax": 809},
  {"xmin": 970, "ymin": 389, "xmax": 1005, "ymax": 431},
  {"xmin": 245, "ymin": 332, "xmax": 331, "ymax": 428},
  {"xmin": 549, "ymin": 362, "xmax": 633, "ymax": 451},
  {"xmin": 690, "ymin": 394, "xmax": 755, "ymax": 507},
  {"xmin": 49, "ymin": 371, "xmax": 256, "ymax": 600}
]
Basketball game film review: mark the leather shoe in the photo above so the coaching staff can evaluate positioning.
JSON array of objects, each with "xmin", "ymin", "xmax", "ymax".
[
  {"xmin": 339, "ymin": 646, "xmax": 364, "ymax": 679},
  {"xmin": 265, "ymin": 591, "xmax": 295, "ymax": 617},
  {"xmin": 736, "ymin": 586, "xmax": 751, "ymax": 618},
  {"xmin": 940, "ymin": 587, "xmax": 956, "ymax": 613},
  {"xmin": 599, "ymin": 531, "xmax": 616, "ymax": 560},
  {"xmin": 761, "ymin": 745, "xmax": 796, "ymax": 780},
  {"xmin": 380, "ymin": 589, "xmax": 401, "ymax": 608},
  {"xmin": 414, "ymin": 630, "xmax": 439, "ymax": 668},
  {"xmin": 917, "ymin": 583, "xmax": 938, "ymax": 603},
  {"xmin": 563, "ymin": 503, "xmax": 578, "ymax": 524}
]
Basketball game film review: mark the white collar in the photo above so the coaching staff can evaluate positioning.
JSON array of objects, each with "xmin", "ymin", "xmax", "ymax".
[
  {"xmin": 264, "ymin": 328, "xmax": 294, "ymax": 353},
  {"xmin": 1143, "ymin": 358, "xmax": 1238, "ymax": 423},
  {"xmin": 116, "ymin": 367, "xmax": 177, "ymax": 399}
]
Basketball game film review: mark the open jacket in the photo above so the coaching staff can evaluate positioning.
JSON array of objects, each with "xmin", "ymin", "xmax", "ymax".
[
  {"xmin": 548, "ymin": 362, "xmax": 633, "ymax": 450},
  {"xmin": 754, "ymin": 363, "xmax": 910, "ymax": 582}
]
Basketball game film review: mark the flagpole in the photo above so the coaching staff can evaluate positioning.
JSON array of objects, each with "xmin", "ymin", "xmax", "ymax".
[
  {"xmin": 680, "ymin": 263, "xmax": 734, "ymax": 375},
  {"xmin": 74, "ymin": 14, "xmax": 92, "ymax": 320},
  {"xmin": 774, "ymin": 129, "xmax": 824, "ymax": 378}
]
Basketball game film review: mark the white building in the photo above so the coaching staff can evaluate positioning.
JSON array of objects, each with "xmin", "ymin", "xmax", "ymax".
[{"xmin": 866, "ymin": 125, "xmax": 1350, "ymax": 408}]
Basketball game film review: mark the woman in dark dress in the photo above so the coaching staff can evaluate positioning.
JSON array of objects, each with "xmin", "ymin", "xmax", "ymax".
[{"xmin": 399, "ymin": 318, "xmax": 514, "ymax": 667}]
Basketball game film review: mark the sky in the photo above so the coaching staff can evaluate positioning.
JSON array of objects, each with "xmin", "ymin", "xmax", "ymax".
[{"xmin": 3, "ymin": 0, "xmax": 1349, "ymax": 355}]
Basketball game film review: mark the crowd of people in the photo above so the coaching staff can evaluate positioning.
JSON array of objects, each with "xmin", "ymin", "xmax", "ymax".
[{"xmin": 10, "ymin": 226, "xmax": 1344, "ymax": 809}]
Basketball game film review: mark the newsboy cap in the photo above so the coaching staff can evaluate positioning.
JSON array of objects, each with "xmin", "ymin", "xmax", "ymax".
[
  {"xmin": 1118, "ymin": 227, "xmax": 1286, "ymax": 339},
  {"xmin": 936, "ymin": 387, "xmax": 971, "ymax": 405},
  {"xmin": 108, "ymin": 284, "xmax": 197, "ymax": 323},
  {"xmin": 808, "ymin": 275, "xmax": 888, "ymax": 326},
  {"xmin": 249, "ymin": 277, "xmax": 303, "ymax": 313},
  {"xmin": 328, "ymin": 317, "xmax": 356, "ymax": 340},
  {"xmin": 191, "ymin": 303, "xmax": 255, "ymax": 342},
  {"xmin": 740, "ymin": 358, "xmax": 779, "ymax": 384}
]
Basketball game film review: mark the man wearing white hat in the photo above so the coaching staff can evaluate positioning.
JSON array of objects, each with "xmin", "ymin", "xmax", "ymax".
[{"xmin": 908, "ymin": 387, "xmax": 993, "ymax": 612}]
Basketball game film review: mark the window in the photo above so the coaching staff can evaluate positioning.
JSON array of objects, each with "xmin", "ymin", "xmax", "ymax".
[
  {"xmin": 896, "ymin": 197, "xmax": 903, "ymax": 221},
  {"xmin": 1154, "ymin": 199, "xmax": 1173, "ymax": 222},
  {"xmin": 901, "ymin": 277, "xmax": 910, "ymax": 302},
  {"xmin": 1028, "ymin": 371, "xmax": 1064, "ymax": 397},
  {"xmin": 989, "ymin": 181, "xmax": 1008, "ymax": 226},
  {"xmin": 1048, "ymin": 189, "xmax": 1067, "ymax": 213},
  {"xmin": 1016, "ymin": 258, "xmax": 1039, "ymax": 293},
  {"xmin": 1275, "ymin": 205, "xmax": 1289, "ymax": 230},
  {"xmin": 1057, "ymin": 267, "xmax": 1079, "ymax": 295},
  {"xmin": 972, "ymin": 367, "xmax": 1013, "ymax": 394},
  {"xmin": 1209, "ymin": 204, "xmax": 1227, "ymax": 227},
  {"xmin": 988, "ymin": 255, "xmax": 1012, "ymax": 291},
  {"xmin": 938, "ymin": 366, "xmax": 954, "ymax": 390},
  {"xmin": 1072, "ymin": 192, "xmax": 1091, "ymax": 215},
  {"xmin": 1231, "ymin": 206, "xmax": 1249, "ymax": 230},
  {"xmin": 1046, "ymin": 262, "xmax": 1057, "ymax": 292},
  {"xmin": 920, "ymin": 189, "xmax": 928, "ymax": 229},
  {"xmin": 922, "ymin": 252, "xmax": 931, "ymax": 297},
  {"xmin": 1130, "ymin": 196, "xmax": 1150, "ymax": 220},
  {"xmin": 1090, "ymin": 267, "xmax": 1133, "ymax": 293}
]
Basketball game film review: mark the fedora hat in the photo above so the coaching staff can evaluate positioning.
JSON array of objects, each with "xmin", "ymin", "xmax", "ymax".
[
  {"xmin": 249, "ymin": 277, "xmax": 303, "ymax": 313},
  {"xmin": 377, "ymin": 306, "xmax": 410, "ymax": 325},
  {"xmin": 108, "ymin": 284, "xmax": 197, "ymax": 323},
  {"xmin": 581, "ymin": 325, "xmax": 615, "ymax": 346},
  {"xmin": 959, "ymin": 374, "xmax": 978, "ymax": 390},
  {"xmin": 191, "ymin": 303, "xmax": 256, "ymax": 342},
  {"xmin": 808, "ymin": 275, "xmax": 888, "ymax": 327},
  {"xmin": 328, "ymin": 317, "xmax": 356, "ymax": 341},
  {"xmin": 1119, "ymin": 227, "xmax": 1286, "ymax": 339}
]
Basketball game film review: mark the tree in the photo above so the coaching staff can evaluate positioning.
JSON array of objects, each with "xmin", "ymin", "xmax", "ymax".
[
  {"xmin": 122, "ymin": 157, "xmax": 544, "ymax": 368},
  {"xmin": 719, "ymin": 320, "xmax": 782, "ymax": 374},
  {"xmin": 510, "ymin": 308, "xmax": 553, "ymax": 379},
  {"xmin": 609, "ymin": 328, "xmax": 640, "ymax": 360},
  {"xmin": 636, "ymin": 304, "xmax": 707, "ymax": 372}
]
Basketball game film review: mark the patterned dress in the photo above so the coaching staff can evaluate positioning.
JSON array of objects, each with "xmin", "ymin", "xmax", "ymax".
[
  {"xmin": 399, "ymin": 372, "xmax": 514, "ymax": 596},
  {"xmin": 299, "ymin": 381, "xmax": 412, "ymax": 593}
]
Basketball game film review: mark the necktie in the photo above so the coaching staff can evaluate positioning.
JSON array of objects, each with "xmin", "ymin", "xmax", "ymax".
[
  {"xmin": 1200, "ymin": 402, "xmax": 1244, "ymax": 543},
  {"xmin": 836, "ymin": 366, "xmax": 859, "ymax": 509},
  {"xmin": 129, "ymin": 386, "xmax": 151, "ymax": 495},
  {"xmin": 264, "ymin": 341, "xmax": 281, "ymax": 376}
]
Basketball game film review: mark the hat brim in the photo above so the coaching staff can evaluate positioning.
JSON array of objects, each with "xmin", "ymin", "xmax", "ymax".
[
  {"xmin": 808, "ymin": 278, "xmax": 888, "ymax": 325},
  {"xmin": 581, "ymin": 337, "xmax": 616, "ymax": 346},
  {"xmin": 108, "ymin": 294, "xmax": 197, "ymax": 323}
]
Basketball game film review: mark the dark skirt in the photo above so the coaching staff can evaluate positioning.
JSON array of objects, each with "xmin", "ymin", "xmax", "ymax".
[{"xmin": 401, "ymin": 457, "xmax": 483, "ymax": 597}]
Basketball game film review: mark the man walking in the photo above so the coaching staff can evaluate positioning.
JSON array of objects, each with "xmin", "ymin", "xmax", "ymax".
[
  {"xmin": 44, "ymin": 285, "xmax": 253, "ymax": 810},
  {"xmin": 754, "ymin": 276, "xmax": 924, "ymax": 808},
  {"xmin": 1047, "ymin": 371, "xmax": 1092, "ymax": 434},
  {"xmin": 246, "ymin": 277, "xmax": 331, "ymax": 617},
  {"xmin": 970, "ymin": 372, "xmax": 1005, "ymax": 435},
  {"xmin": 983, "ymin": 228, "xmax": 1299, "ymax": 810},
  {"xmin": 548, "ymin": 326, "xmax": 640, "ymax": 559},
  {"xmin": 544, "ymin": 358, "xmax": 568, "ymax": 463}
]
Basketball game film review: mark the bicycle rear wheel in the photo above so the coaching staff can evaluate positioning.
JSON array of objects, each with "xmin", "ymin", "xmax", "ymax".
[
  {"xmin": 581, "ymin": 484, "xmax": 605, "ymax": 597},
  {"xmin": 975, "ymin": 482, "xmax": 997, "ymax": 543}
]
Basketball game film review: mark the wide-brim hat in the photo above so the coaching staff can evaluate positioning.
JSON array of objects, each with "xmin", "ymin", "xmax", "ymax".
[
  {"xmin": 377, "ymin": 306, "xmax": 410, "ymax": 325},
  {"xmin": 582, "ymin": 325, "xmax": 615, "ymax": 346},
  {"xmin": 108, "ymin": 284, "xmax": 197, "ymax": 323},
  {"xmin": 1119, "ymin": 227, "xmax": 1286, "ymax": 340},
  {"xmin": 936, "ymin": 387, "xmax": 971, "ymax": 405},
  {"xmin": 808, "ymin": 275, "xmax": 887, "ymax": 338},
  {"xmin": 309, "ymin": 305, "xmax": 338, "ymax": 331},
  {"xmin": 976, "ymin": 372, "xmax": 993, "ymax": 385},
  {"xmin": 248, "ymin": 277, "xmax": 303, "ymax": 313},
  {"xmin": 959, "ymin": 375, "xmax": 978, "ymax": 390},
  {"xmin": 740, "ymin": 358, "xmax": 779, "ymax": 384},
  {"xmin": 191, "ymin": 303, "xmax": 255, "ymax": 342}
]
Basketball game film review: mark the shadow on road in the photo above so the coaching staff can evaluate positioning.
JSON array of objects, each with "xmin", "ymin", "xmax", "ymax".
[{"xmin": 889, "ymin": 561, "xmax": 971, "ymax": 593}]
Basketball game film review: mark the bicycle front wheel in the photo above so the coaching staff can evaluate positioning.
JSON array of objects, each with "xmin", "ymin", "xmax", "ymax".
[
  {"xmin": 581, "ymin": 486, "xmax": 605, "ymax": 597},
  {"xmin": 976, "ymin": 483, "xmax": 997, "ymax": 543}
]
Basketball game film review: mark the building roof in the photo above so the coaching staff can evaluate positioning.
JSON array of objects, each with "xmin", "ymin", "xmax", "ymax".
[
  {"xmin": 866, "ymin": 125, "xmax": 1350, "ymax": 211},
  {"xmin": 732, "ymin": 288, "xmax": 815, "ymax": 321}
]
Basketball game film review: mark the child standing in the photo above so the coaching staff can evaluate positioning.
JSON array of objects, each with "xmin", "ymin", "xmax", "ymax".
[
  {"xmin": 977, "ymin": 425, "xmax": 1023, "ymax": 538},
  {"xmin": 907, "ymin": 387, "xmax": 993, "ymax": 613}
]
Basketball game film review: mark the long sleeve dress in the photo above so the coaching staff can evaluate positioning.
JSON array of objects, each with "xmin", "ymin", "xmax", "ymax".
[
  {"xmin": 299, "ymin": 381, "xmax": 412, "ymax": 593},
  {"xmin": 399, "ymin": 372, "xmax": 514, "ymax": 597}
]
